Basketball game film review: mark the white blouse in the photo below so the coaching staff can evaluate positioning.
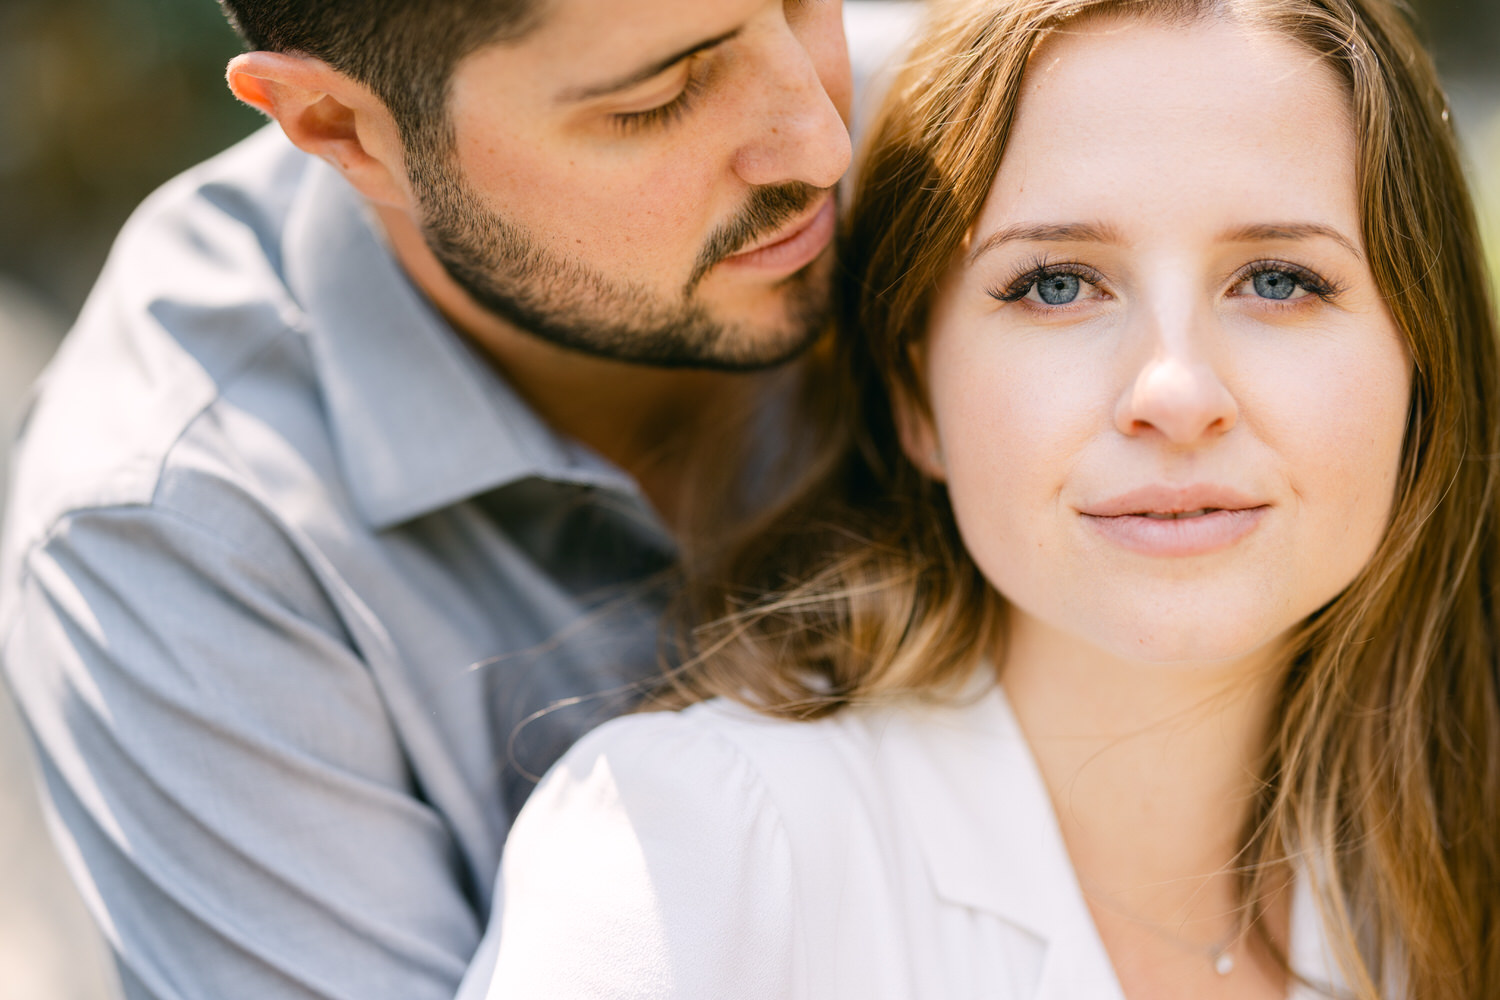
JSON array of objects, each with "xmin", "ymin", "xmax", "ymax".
[{"xmin": 467, "ymin": 684, "xmax": 1344, "ymax": 999}]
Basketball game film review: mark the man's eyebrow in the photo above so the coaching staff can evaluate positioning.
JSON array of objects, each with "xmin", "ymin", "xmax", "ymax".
[
  {"xmin": 1219, "ymin": 222, "xmax": 1363, "ymax": 258},
  {"xmin": 557, "ymin": 29, "xmax": 740, "ymax": 103},
  {"xmin": 967, "ymin": 222, "xmax": 1124, "ymax": 264}
]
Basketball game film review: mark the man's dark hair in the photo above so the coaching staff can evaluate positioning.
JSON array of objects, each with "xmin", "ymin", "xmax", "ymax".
[{"xmin": 217, "ymin": 0, "xmax": 540, "ymax": 175}]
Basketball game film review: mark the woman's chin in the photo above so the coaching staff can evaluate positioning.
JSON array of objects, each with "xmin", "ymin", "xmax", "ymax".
[
  {"xmin": 1009, "ymin": 601, "xmax": 1292, "ymax": 677},
  {"xmin": 1087, "ymin": 625, "xmax": 1289, "ymax": 675}
]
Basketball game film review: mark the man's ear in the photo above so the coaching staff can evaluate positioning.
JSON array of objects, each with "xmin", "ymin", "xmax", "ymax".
[
  {"xmin": 227, "ymin": 52, "xmax": 411, "ymax": 209},
  {"xmin": 893, "ymin": 382, "xmax": 946, "ymax": 481}
]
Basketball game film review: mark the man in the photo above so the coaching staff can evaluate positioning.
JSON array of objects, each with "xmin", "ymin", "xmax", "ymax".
[{"xmin": 0, "ymin": 1, "xmax": 910, "ymax": 997}]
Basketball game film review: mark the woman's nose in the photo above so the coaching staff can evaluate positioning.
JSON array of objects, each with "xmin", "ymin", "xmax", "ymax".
[{"xmin": 1113, "ymin": 315, "xmax": 1238, "ymax": 445}]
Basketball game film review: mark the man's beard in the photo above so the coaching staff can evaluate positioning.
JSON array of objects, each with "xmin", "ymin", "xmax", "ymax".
[{"xmin": 414, "ymin": 161, "xmax": 833, "ymax": 371}]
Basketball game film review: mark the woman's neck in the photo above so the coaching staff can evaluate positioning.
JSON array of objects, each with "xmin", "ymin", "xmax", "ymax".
[{"xmin": 1000, "ymin": 611, "xmax": 1291, "ymax": 995}]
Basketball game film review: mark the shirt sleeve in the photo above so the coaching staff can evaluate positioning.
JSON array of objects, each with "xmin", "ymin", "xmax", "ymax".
[
  {"xmin": 2, "ymin": 502, "xmax": 480, "ymax": 1000},
  {"xmin": 480, "ymin": 711, "xmax": 800, "ymax": 1000}
]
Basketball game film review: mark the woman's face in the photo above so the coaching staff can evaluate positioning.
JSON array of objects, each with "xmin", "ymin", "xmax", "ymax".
[{"xmin": 909, "ymin": 15, "xmax": 1411, "ymax": 666}]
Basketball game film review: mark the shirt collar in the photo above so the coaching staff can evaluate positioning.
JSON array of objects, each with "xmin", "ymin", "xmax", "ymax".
[
  {"xmin": 883, "ymin": 679, "xmax": 1343, "ymax": 997},
  {"xmin": 883, "ymin": 680, "xmax": 1125, "ymax": 998},
  {"xmin": 280, "ymin": 156, "xmax": 636, "ymax": 529},
  {"xmin": 1289, "ymin": 873, "xmax": 1347, "ymax": 998}
]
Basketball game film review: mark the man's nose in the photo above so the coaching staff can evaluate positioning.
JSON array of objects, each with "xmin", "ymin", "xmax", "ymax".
[
  {"xmin": 1113, "ymin": 308, "xmax": 1239, "ymax": 445},
  {"xmin": 731, "ymin": 26, "xmax": 852, "ymax": 191}
]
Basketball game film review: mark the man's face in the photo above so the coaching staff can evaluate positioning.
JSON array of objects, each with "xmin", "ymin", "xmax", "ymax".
[{"xmin": 413, "ymin": 0, "xmax": 853, "ymax": 369}]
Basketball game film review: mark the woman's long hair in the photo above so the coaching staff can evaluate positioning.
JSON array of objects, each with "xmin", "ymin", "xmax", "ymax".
[{"xmin": 660, "ymin": 0, "xmax": 1500, "ymax": 995}]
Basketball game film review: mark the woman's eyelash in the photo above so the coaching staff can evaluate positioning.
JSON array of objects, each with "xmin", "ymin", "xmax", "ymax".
[
  {"xmin": 612, "ymin": 74, "xmax": 706, "ymax": 135},
  {"xmin": 988, "ymin": 258, "xmax": 1103, "ymax": 303},
  {"xmin": 1236, "ymin": 260, "xmax": 1343, "ymax": 301},
  {"xmin": 985, "ymin": 258, "xmax": 1343, "ymax": 304}
]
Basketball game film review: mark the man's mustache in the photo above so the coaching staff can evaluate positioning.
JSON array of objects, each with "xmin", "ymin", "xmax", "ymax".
[{"xmin": 689, "ymin": 182, "xmax": 830, "ymax": 289}]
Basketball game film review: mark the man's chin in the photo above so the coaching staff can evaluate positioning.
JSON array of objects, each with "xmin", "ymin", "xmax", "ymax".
[
  {"xmin": 693, "ymin": 321, "xmax": 826, "ymax": 372},
  {"xmin": 692, "ymin": 306, "xmax": 830, "ymax": 371},
  {"xmin": 686, "ymin": 260, "xmax": 833, "ymax": 368},
  {"xmin": 436, "ymin": 244, "xmax": 830, "ymax": 370}
]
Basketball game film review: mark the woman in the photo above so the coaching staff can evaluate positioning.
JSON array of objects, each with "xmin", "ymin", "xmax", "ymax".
[{"xmin": 479, "ymin": 0, "xmax": 1500, "ymax": 997}]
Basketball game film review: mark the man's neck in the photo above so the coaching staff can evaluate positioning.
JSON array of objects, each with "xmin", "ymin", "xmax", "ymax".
[{"xmin": 375, "ymin": 203, "xmax": 759, "ymax": 527}]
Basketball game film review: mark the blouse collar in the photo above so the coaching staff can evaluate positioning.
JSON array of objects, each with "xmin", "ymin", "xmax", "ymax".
[{"xmin": 878, "ymin": 679, "xmax": 1344, "ymax": 998}]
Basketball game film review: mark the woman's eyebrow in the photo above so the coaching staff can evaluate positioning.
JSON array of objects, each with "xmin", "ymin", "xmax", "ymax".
[
  {"xmin": 967, "ymin": 221, "xmax": 1125, "ymax": 264},
  {"xmin": 967, "ymin": 220, "xmax": 1364, "ymax": 264},
  {"xmin": 1219, "ymin": 222, "xmax": 1363, "ymax": 257},
  {"xmin": 557, "ymin": 29, "xmax": 740, "ymax": 103}
]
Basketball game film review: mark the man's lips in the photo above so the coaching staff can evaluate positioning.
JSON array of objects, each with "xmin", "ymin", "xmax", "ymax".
[
  {"xmin": 720, "ymin": 196, "xmax": 836, "ymax": 273},
  {"xmin": 1079, "ymin": 485, "xmax": 1269, "ymax": 557}
]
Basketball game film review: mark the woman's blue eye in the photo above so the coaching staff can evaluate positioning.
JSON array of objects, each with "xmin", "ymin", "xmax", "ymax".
[
  {"xmin": 991, "ymin": 263, "xmax": 1103, "ymax": 307},
  {"xmin": 1036, "ymin": 273, "xmax": 1081, "ymax": 305},
  {"xmin": 1252, "ymin": 270, "xmax": 1299, "ymax": 300}
]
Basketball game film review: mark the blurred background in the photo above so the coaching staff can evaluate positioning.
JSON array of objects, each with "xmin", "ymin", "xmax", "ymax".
[{"xmin": 0, "ymin": 1, "xmax": 1496, "ymax": 998}]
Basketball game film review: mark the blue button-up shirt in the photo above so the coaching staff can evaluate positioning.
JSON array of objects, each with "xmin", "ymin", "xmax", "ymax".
[
  {"xmin": 0, "ymin": 124, "xmax": 680, "ymax": 1000},
  {"xmin": 0, "ymin": 6, "xmax": 925, "ymax": 997}
]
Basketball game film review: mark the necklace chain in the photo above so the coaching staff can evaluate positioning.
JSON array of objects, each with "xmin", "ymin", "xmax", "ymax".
[{"xmin": 1081, "ymin": 885, "xmax": 1245, "ymax": 977}]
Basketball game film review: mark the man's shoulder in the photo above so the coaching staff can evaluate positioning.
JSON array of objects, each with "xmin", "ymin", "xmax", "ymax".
[
  {"xmin": 2, "ymin": 128, "xmax": 335, "ymax": 586},
  {"xmin": 104, "ymin": 124, "xmax": 314, "ymax": 335}
]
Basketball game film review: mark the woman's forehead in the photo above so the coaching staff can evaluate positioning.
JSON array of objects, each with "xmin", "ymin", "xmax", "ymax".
[{"xmin": 978, "ymin": 14, "xmax": 1357, "ymax": 247}]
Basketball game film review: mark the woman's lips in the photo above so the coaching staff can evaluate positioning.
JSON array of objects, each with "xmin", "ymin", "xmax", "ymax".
[
  {"xmin": 1079, "ymin": 485, "xmax": 1269, "ymax": 557},
  {"xmin": 720, "ymin": 196, "xmax": 836, "ymax": 275}
]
